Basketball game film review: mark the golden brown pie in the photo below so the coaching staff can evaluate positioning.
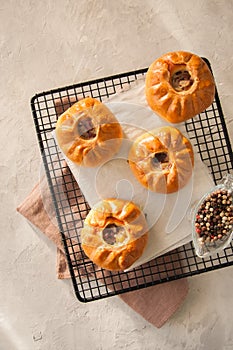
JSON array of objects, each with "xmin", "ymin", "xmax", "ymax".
[
  {"xmin": 55, "ymin": 97, "xmax": 123, "ymax": 167},
  {"xmin": 81, "ymin": 198, "xmax": 148, "ymax": 271},
  {"xmin": 128, "ymin": 126, "xmax": 194, "ymax": 193},
  {"xmin": 145, "ymin": 51, "xmax": 215, "ymax": 123}
]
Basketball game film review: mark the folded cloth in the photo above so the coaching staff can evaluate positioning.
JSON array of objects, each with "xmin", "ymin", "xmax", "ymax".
[
  {"xmin": 17, "ymin": 163, "xmax": 188, "ymax": 328},
  {"xmin": 17, "ymin": 89, "xmax": 189, "ymax": 328}
]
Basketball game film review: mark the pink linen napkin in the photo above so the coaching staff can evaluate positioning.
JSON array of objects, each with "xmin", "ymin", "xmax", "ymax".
[
  {"xmin": 17, "ymin": 164, "xmax": 188, "ymax": 329},
  {"xmin": 17, "ymin": 96, "xmax": 189, "ymax": 328}
]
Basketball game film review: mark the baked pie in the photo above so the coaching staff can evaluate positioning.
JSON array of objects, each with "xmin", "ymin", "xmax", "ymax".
[
  {"xmin": 128, "ymin": 126, "xmax": 194, "ymax": 193},
  {"xmin": 145, "ymin": 51, "xmax": 215, "ymax": 123},
  {"xmin": 55, "ymin": 97, "xmax": 123, "ymax": 167},
  {"xmin": 81, "ymin": 198, "xmax": 148, "ymax": 271}
]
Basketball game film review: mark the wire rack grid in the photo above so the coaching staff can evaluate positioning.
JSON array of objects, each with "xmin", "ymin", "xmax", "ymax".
[{"xmin": 31, "ymin": 59, "xmax": 233, "ymax": 302}]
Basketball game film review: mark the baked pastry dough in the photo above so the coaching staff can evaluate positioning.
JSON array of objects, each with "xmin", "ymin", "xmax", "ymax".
[
  {"xmin": 128, "ymin": 126, "xmax": 194, "ymax": 193},
  {"xmin": 81, "ymin": 199, "xmax": 148, "ymax": 271},
  {"xmin": 145, "ymin": 51, "xmax": 215, "ymax": 123},
  {"xmin": 55, "ymin": 97, "xmax": 123, "ymax": 167}
]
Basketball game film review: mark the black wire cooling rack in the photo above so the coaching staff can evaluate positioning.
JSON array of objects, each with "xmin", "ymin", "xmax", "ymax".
[{"xmin": 31, "ymin": 59, "xmax": 233, "ymax": 302}]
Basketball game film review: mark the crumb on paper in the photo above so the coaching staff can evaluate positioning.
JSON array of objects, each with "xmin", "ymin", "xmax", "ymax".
[{"xmin": 33, "ymin": 331, "xmax": 42, "ymax": 342}]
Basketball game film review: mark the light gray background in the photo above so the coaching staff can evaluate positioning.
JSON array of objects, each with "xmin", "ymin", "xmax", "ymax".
[{"xmin": 1, "ymin": 1, "xmax": 233, "ymax": 349}]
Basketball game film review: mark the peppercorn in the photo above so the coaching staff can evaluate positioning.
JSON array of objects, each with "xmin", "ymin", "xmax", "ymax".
[{"xmin": 195, "ymin": 188, "xmax": 233, "ymax": 244}]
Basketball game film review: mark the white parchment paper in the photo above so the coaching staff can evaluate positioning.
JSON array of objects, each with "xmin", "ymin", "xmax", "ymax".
[{"xmin": 54, "ymin": 78, "xmax": 214, "ymax": 269}]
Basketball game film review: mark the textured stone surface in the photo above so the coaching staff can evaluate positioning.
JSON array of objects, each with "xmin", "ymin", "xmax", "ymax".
[{"xmin": 1, "ymin": 0, "xmax": 233, "ymax": 349}]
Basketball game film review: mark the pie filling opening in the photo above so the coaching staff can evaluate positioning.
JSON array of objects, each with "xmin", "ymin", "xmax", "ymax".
[
  {"xmin": 151, "ymin": 152, "xmax": 171, "ymax": 171},
  {"xmin": 77, "ymin": 116, "xmax": 97, "ymax": 140},
  {"xmin": 171, "ymin": 69, "xmax": 193, "ymax": 92},
  {"xmin": 102, "ymin": 223, "xmax": 128, "ymax": 246}
]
